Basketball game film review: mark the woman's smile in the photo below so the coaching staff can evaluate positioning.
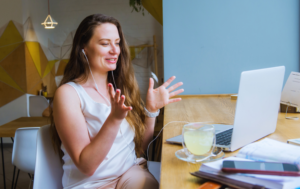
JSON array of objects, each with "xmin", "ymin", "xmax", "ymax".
[{"xmin": 105, "ymin": 58, "xmax": 118, "ymax": 63}]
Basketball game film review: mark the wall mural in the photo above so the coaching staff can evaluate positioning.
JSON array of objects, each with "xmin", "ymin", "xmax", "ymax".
[{"xmin": 0, "ymin": 19, "xmax": 57, "ymax": 107}]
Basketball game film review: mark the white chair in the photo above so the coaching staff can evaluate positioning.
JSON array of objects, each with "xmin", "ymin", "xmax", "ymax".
[
  {"xmin": 147, "ymin": 161, "xmax": 161, "ymax": 183},
  {"xmin": 11, "ymin": 127, "xmax": 39, "ymax": 189},
  {"xmin": 29, "ymin": 96, "xmax": 49, "ymax": 117},
  {"xmin": 33, "ymin": 125, "xmax": 63, "ymax": 189},
  {"xmin": 33, "ymin": 125, "xmax": 161, "ymax": 189}
]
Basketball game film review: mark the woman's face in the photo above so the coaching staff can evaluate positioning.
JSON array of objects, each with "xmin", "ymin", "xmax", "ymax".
[{"xmin": 84, "ymin": 23, "xmax": 120, "ymax": 74}]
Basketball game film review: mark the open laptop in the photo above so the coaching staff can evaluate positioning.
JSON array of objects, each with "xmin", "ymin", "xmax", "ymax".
[{"xmin": 166, "ymin": 66, "xmax": 285, "ymax": 152}]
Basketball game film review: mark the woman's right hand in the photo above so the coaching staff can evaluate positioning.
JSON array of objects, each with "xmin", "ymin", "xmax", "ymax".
[{"xmin": 108, "ymin": 83, "xmax": 132, "ymax": 120}]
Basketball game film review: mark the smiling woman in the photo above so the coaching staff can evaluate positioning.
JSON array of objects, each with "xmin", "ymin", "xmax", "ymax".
[
  {"xmin": 50, "ymin": 14, "xmax": 183, "ymax": 189},
  {"xmin": 83, "ymin": 23, "xmax": 121, "ymax": 75}
]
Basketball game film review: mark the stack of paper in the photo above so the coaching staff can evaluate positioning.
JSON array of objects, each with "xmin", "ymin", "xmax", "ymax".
[
  {"xmin": 199, "ymin": 138, "xmax": 300, "ymax": 189},
  {"xmin": 237, "ymin": 138, "xmax": 300, "ymax": 166}
]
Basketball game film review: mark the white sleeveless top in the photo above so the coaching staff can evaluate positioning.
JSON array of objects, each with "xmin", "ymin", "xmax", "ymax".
[{"xmin": 61, "ymin": 82, "xmax": 137, "ymax": 189}]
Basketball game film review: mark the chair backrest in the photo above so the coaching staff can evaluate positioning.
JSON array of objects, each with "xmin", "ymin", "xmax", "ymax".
[
  {"xmin": 147, "ymin": 161, "xmax": 161, "ymax": 183},
  {"xmin": 33, "ymin": 125, "xmax": 63, "ymax": 189},
  {"xmin": 29, "ymin": 96, "xmax": 49, "ymax": 117},
  {"xmin": 12, "ymin": 127, "xmax": 39, "ymax": 174}
]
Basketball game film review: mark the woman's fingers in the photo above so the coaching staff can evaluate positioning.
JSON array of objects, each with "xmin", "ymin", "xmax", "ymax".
[
  {"xmin": 108, "ymin": 83, "xmax": 115, "ymax": 101},
  {"xmin": 123, "ymin": 105, "xmax": 132, "ymax": 111},
  {"xmin": 169, "ymin": 89, "xmax": 184, "ymax": 98},
  {"xmin": 119, "ymin": 95, "xmax": 125, "ymax": 106},
  {"xmin": 148, "ymin": 78, "xmax": 154, "ymax": 91},
  {"xmin": 167, "ymin": 82, "xmax": 183, "ymax": 92},
  {"xmin": 108, "ymin": 86, "xmax": 132, "ymax": 119},
  {"xmin": 120, "ymin": 95, "xmax": 132, "ymax": 111},
  {"xmin": 168, "ymin": 98, "xmax": 182, "ymax": 104},
  {"xmin": 115, "ymin": 89, "xmax": 121, "ymax": 103},
  {"xmin": 161, "ymin": 76, "xmax": 176, "ymax": 88}
]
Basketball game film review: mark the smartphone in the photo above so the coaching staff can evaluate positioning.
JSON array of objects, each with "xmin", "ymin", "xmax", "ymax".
[{"xmin": 222, "ymin": 160, "xmax": 300, "ymax": 176}]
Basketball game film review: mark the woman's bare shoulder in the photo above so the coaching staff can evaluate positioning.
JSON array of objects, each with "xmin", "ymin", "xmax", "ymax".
[
  {"xmin": 54, "ymin": 83, "xmax": 80, "ymax": 106},
  {"xmin": 57, "ymin": 83, "xmax": 75, "ymax": 92}
]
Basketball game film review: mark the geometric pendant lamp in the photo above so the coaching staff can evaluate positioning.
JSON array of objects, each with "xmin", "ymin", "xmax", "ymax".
[{"xmin": 41, "ymin": 0, "xmax": 58, "ymax": 29}]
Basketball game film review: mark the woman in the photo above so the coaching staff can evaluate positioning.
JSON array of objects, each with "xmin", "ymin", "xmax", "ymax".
[{"xmin": 51, "ymin": 14, "xmax": 183, "ymax": 189}]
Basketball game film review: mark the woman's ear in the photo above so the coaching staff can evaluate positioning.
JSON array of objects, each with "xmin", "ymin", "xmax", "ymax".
[
  {"xmin": 82, "ymin": 46, "xmax": 88, "ymax": 55},
  {"xmin": 82, "ymin": 49, "xmax": 86, "ymax": 55}
]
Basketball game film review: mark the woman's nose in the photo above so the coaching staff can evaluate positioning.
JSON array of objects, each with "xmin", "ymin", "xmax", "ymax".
[{"xmin": 110, "ymin": 44, "xmax": 119, "ymax": 54}]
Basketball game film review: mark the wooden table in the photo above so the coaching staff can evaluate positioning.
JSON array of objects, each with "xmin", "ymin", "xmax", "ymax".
[
  {"xmin": 0, "ymin": 117, "xmax": 50, "ymax": 189},
  {"xmin": 0, "ymin": 117, "xmax": 50, "ymax": 137},
  {"xmin": 160, "ymin": 95, "xmax": 300, "ymax": 189}
]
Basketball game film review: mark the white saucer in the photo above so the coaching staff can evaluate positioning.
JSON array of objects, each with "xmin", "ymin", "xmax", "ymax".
[{"xmin": 175, "ymin": 148, "xmax": 225, "ymax": 164}]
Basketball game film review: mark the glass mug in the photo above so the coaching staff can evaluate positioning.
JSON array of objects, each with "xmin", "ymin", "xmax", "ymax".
[{"xmin": 182, "ymin": 123, "xmax": 218, "ymax": 163}]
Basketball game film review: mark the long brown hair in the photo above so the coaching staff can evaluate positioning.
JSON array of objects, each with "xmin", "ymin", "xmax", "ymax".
[{"xmin": 50, "ymin": 14, "xmax": 146, "ymax": 159}]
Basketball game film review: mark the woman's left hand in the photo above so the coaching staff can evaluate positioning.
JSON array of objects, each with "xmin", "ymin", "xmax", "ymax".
[{"xmin": 145, "ymin": 76, "xmax": 184, "ymax": 112}]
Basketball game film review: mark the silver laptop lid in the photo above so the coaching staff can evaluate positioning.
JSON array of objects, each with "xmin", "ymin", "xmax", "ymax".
[{"xmin": 230, "ymin": 66, "xmax": 285, "ymax": 151}]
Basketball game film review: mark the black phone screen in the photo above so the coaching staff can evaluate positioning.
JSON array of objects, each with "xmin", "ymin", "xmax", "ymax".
[{"xmin": 223, "ymin": 160, "xmax": 299, "ymax": 172}]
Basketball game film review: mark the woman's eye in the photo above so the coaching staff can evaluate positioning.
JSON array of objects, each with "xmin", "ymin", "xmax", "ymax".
[
  {"xmin": 101, "ymin": 43, "xmax": 109, "ymax": 46},
  {"xmin": 115, "ymin": 43, "xmax": 120, "ymax": 46}
]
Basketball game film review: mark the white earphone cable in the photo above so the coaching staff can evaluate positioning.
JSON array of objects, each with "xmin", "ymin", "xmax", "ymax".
[
  {"xmin": 146, "ymin": 121, "xmax": 190, "ymax": 160},
  {"xmin": 81, "ymin": 49, "xmax": 110, "ymax": 105}
]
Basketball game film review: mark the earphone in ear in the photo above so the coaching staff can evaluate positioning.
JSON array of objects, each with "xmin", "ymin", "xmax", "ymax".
[{"xmin": 82, "ymin": 49, "xmax": 86, "ymax": 55}]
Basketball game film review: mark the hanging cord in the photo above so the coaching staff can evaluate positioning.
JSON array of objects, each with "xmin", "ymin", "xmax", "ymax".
[
  {"xmin": 48, "ymin": 0, "xmax": 50, "ymax": 15},
  {"xmin": 146, "ymin": 121, "xmax": 190, "ymax": 160}
]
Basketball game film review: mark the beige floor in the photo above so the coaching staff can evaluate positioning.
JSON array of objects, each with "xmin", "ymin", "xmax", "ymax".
[{"xmin": 0, "ymin": 143, "xmax": 31, "ymax": 189}]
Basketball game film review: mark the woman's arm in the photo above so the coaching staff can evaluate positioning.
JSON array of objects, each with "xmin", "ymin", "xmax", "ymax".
[
  {"xmin": 142, "ymin": 76, "xmax": 184, "ymax": 150},
  {"xmin": 53, "ymin": 84, "xmax": 131, "ymax": 176}
]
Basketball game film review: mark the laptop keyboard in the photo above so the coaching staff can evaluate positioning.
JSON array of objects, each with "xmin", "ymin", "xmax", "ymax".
[{"xmin": 216, "ymin": 128, "xmax": 233, "ymax": 146}]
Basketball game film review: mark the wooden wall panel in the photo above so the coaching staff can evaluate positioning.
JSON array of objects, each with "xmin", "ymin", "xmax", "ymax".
[
  {"xmin": 0, "ymin": 43, "xmax": 26, "ymax": 92},
  {"xmin": 43, "ymin": 60, "xmax": 57, "ymax": 77},
  {"xmin": 0, "ymin": 66, "xmax": 23, "ymax": 92},
  {"xmin": 0, "ymin": 44, "xmax": 22, "ymax": 63},
  {"xmin": 42, "ymin": 66, "xmax": 57, "ymax": 96},
  {"xmin": 27, "ymin": 80, "xmax": 43, "ymax": 95},
  {"xmin": 56, "ymin": 60, "xmax": 68, "ymax": 76},
  {"xmin": 25, "ymin": 44, "xmax": 42, "ymax": 93},
  {"xmin": 25, "ymin": 42, "xmax": 42, "ymax": 77},
  {"xmin": 0, "ymin": 81, "xmax": 24, "ymax": 107},
  {"xmin": 0, "ymin": 21, "xmax": 23, "ymax": 62}
]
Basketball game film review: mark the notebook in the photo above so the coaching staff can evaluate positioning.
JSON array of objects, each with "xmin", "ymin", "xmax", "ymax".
[{"xmin": 166, "ymin": 66, "xmax": 285, "ymax": 152}]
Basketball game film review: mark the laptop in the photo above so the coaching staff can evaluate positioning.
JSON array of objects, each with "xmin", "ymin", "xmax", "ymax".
[{"xmin": 166, "ymin": 66, "xmax": 285, "ymax": 152}]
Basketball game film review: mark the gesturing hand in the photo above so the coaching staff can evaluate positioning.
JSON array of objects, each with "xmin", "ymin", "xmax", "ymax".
[
  {"xmin": 108, "ymin": 83, "xmax": 132, "ymax": 120},
  {"xmin": 145, "ymin": 76, "xmax": 184, "ymax": 112}
]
